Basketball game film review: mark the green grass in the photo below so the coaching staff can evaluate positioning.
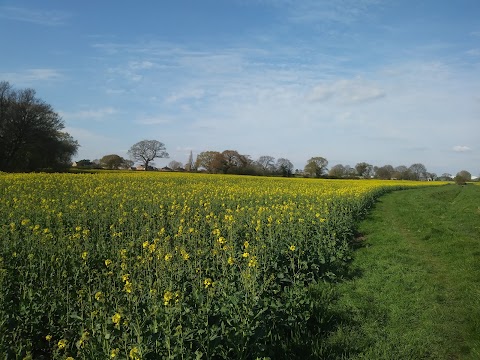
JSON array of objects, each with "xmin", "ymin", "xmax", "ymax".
[{"xmin": 327, "ymin": 184, "xmax": 480, "ymax": 359}]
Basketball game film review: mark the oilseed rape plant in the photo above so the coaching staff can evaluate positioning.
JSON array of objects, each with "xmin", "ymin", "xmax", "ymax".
[{"xmin": 0, "ymin": 172, "xmax": 440, "ymax": 359}]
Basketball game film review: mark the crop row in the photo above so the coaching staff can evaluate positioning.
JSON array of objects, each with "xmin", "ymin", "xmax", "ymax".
[{"xmin": 0, "ymin": 173, "xmax": 439, "ymax": 359}]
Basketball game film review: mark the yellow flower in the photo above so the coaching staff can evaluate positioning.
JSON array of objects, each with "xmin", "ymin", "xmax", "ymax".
[
  {"xmin": 75, "ymin": 226, "xmax": 82, "ymax": 231},
  {"xmin": 95, "ymin": 291, "xmax": 104, "ymax": 301},
  {"xmin": 164, "ymin": 253, "xmax": 172, "ymax": 261},
  {"xmin": 21, "ymin": 219, "xmax": 30, "ymax": 226},
  {"xmin": 45, "ymin": 334, "xmax": 52, "ymax": 342},
  {"xmin": 105, "ymin": 259, "xmax": 112, "ymax": 267},
  {"xmin": 81, "ymin": 251, "xmax": 88, "ymax": 260},
  {"xmin": 122, "ymin": 274, "xmax": 130, "ymax": 282},
  {"xmin": 112, "ymin": 313, "xmax": 121, "ymax": 326},
  {"xmin": 163, "ymin": 290, "xmax": 174, "ymax": 305},
  {"xmin": 111, "ymin": 348, "xmax": 120, "ymax": 358},
  {"xmin": 57, "ymin": 339, "xmax": 67, "ymax": 350},
  {"xmin": 148, "ymin": 243, "xmax": 156, "ymax": 253},
  {"xmin": 227, "ymin": 256, "xmax": 235, "ymax": 265},
  {"xmin": 204, "ymin": 278, "xmax": 213, "ymax": 288},
  {"xmin": 129, "ymin": 346, "xmax": 141, "ymax": 360},
  {"xmin": 243, "ymin": 240, "xmax": 249, "ymax": 249},
  {"xmin": 124, "ymin": 281, "xmax": 133, "ymax": 293},
  {"xmin": 180, "ymin": 249, "xmax": 190, "ymax": 260},
  {"xmin": 289, "ymin": 245, "xmax": 296, "ymax": 251},
  {"xmin": 248, "ymin": 256, "xmax": 258, "ymax": 268},
  {"xmin": 242, "ymin": 252, "xmax": 249, "ymax": 258},
  {"xmin": 66, "ymin": 357, "xmax": 75, "ymax": 360}
]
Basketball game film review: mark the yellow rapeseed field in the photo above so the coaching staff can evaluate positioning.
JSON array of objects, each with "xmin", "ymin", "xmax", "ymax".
[{"xmin": 0, "ymin": 172, "xmax": 442, "ymax": 359}]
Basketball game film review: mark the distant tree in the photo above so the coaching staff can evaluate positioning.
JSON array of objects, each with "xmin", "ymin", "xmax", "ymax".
[
  {"xmin": 426, "ymin": 172, "xmax": 437, "ymax": 181},
  {"xmin": 212, "ymin": 150, "xmax": 249, "ymax": 174},
  {"xmin": 304, "ymin": 156, "xmax": 328, "ymax": 178},
  {"xmin": 0, "ymin": 81, "xmax": 79, "ymax": 171},
  {"xmin": 256, "ymin": 155, "xmax": 276, "ymax": 174},
  {"xmin": 185, "ymin": 151, "xmax": 195, "ymax": 172},
  {"xmin": 100, "ymin": 154, "xmax": 131, "ymax": 169},
  {"xmin": 329, "ymin": 164, "xmax": 346, "ymax": 178},
  {"xmin": 409, "ymin": 163, "xmax": 427, "ymax": 180},
  {"xmin": 374, "ymin": 165, "xmax": 394, "ymax": 180},
  {"xmin": 393, "ymin": 165, "xmax": 411, "ymax": 180},
  {"xmin": 168, "ymin": 160, "xmax": 183, "ymax": 170},
  {"xmin": 195, "ymin": 151, "xmax": 221, "ymax": 173},
  {"xmin": 128, "ymin": 140, "xmax": 168, "ymax": 171},
  {"xmin": 76, "ymin": 159, "xmax": 94, "ymax": 168},
  {"xmin": 276, "ymin": 158, "xmax": 293, "ymax": 177},
  {"xmin": 355, "ymin": 162, "xmax": 374, "ymax": 178},
  {"xmin": 440, "ymin": 173, "xmax": 453, "ymax": 181},
  {"xmin": 456, "ymin": 170, "xmax": 472, "ymax": 182}
]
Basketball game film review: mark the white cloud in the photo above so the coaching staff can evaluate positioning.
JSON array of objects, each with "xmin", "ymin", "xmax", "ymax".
[
  {"xmin": 0, "ymin": 6, "xmax": 70, "ymax": 26},
  {"xmin": 453, "ymin": 145, "xmax": 471, "ymax": 152},
  {"xmin": 166, "ymin": 88, "xmax": 206, "ymax": 103},
  {"xmin": 284, "ymin": 0, "xmax": 380, "ymax": 25},
  {"xmin": 60, "ymin": 107, "xmax": 117, "ymax": 121},
  {"xmin": 136, "ymin": 116, "xmax": 173, "ymax": 125},
  {"xmin": 128, "ymin": 61, "xmax": 154, "ymax": 70},
  {"xmin": 1, "ymin": 68, "xmax": 63, "ymax": 83},
  {"xmin": 308, "ymin": 78, "xmax": 385, "ymax": 104}
]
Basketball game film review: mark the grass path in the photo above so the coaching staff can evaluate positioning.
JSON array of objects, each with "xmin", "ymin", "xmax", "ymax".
[{"xmin": 328, "ymin": 184, "xmax": 480, "ymax": 359}]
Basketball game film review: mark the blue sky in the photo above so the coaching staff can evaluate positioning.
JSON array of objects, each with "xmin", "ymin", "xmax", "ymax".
[{"xmin": 1, "ymin": 0, "xmax": 479, "ymax": 175}]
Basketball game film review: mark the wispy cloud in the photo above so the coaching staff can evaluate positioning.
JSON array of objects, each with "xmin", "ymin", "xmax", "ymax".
[
  {"xmin": 166, "ymin": 88, "xmax": 206, "ymax": 104},
  {"xmin": 136, "ymin": 116, "xmax": 173, "ymax": 125},
  {"xmin": 453, "ymin": 145, "xmax": 471, "ymax": 152},
  {"xmin": 1, "ymin": 68, "xmax": 64, "ymax": 83},
  {"xmin": 0, "ymin": 6, "xmax": 70, "ymax": 26},
  {"xmin": 282, "ymin": 0, "xmax": 380, "ymax": 24},
  {"xmin": 60, "ymin": 107, "xmax": 117, "ymax": 121},
  {"xmin": 308, "ymin": 78, "xmax": 385, "ymax": 104}
]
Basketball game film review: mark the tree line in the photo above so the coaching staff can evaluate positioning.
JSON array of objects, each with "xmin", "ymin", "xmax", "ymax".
[
  {"xmin": 1, "ymin": 81, "xmax": 474, "ymax": 181},
  {"xmin": 90, "ymin": 139, "xmax": 469, "ymax": 182}
]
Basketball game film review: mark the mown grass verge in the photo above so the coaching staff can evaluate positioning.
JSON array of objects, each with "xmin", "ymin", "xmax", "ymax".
[{"xmin": 326, "ymin": 184, "xmax": 480, "ymax": 359}]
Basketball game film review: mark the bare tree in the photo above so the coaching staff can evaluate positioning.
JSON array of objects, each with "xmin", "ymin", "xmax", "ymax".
[
  {"xmin": 168, "ymin": 160, "xmax": 183, "ymax": 170},
  {"xmin": 276, "ymin": 158, "xmax": 293, "ymax": 177},
  {"xmin": 409, "ymin": 163, "xmax": 427, "ymax": 180},
  {"xmin": 256, "ymin": 155, "xmax": 276, "ymax": 173},
  {"xmin": 128, "ymin": 140, "xmax": 168, "ymax": 171}
]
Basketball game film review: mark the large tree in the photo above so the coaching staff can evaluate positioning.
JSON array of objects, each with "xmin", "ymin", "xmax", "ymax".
[
  {"xmin": 355, "ymin": 162, "xmax": 374, "ymax": 178},
  {"xmin": 374, "ymin": 165, "xmax": 394, "ymax": 180},
  {"xmin": 256, "ymin": 155, "xmax": 276, "ymax": 174},
  {"xmin": 329, "ymin": 164, "xmax": 346, "ymax": 178},
  {"xmin": 195, "ymin": 151, "xmax": 221, "ymax": 173},
  {"xmin": 212, "ymin": 150, "xmax": 249, "ymax": 174},
  {"xmin": 276, "ymin": 158, "xmax": 293, "ymax": 177},
  {"xmin": 0, "ymin": 81, "xmax": 79, "ymax": 171},
  {"xmin": 128, "ymin": 140, "xmax": 168, "ymax": 171},
  {"xmin": 100, "ymin": 154, "xmax": 132, "ymax": 170},
  {"xmin": 456, "ymin": 170, "xmax": 472, "ymax": 182},
  {"xmin": 409, "ymin": 163, "xmax": 427, "ymax": 180},
  {"xmin": 304, "ymin": 156, "xmax": 328, "ymax": 178}
]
